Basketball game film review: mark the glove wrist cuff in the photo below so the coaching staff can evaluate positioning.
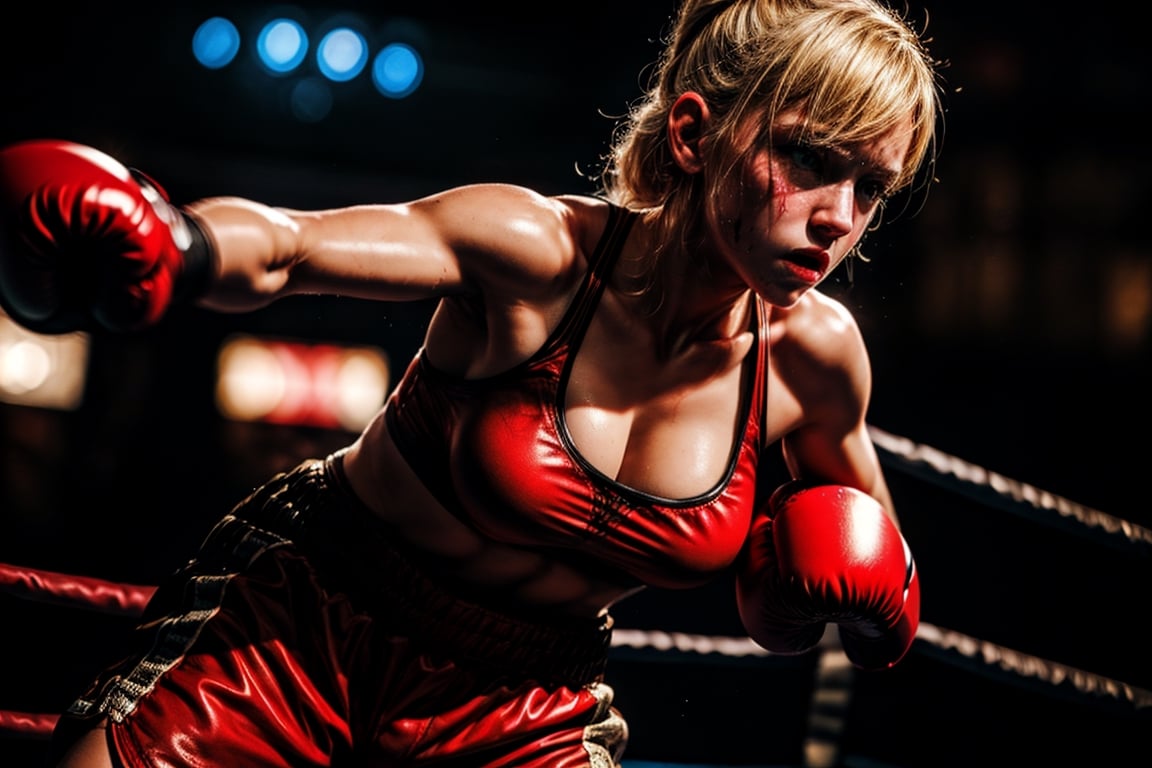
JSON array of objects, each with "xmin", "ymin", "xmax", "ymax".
[{"xmin": 175, "ymin": 210, "xmax": 215, "ymax": 302}]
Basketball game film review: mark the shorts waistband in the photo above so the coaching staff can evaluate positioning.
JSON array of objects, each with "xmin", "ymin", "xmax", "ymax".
[{"xmin": 227, "ymin": 455, "xmax": 613, "ymax": 688}]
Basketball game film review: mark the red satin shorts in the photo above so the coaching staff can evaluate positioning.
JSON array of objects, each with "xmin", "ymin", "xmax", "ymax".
[{"xmin": 51, "ymin": 457, "xmax": 626, "ymax": 767}]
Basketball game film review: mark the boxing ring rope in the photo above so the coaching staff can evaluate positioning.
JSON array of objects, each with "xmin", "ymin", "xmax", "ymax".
[
  {"xmin": 2, "ymin": 428, "xmax": 1150, "ymax": 751},
  {"xmin": 867, "ymin": 425, "xmax": 1152, "ymax": 557},
  {"xmin": 0, "ymin": 563, "xmax": 156, "ymax": 618}
]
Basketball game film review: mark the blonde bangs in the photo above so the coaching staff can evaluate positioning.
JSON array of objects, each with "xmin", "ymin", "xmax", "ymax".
[{"xmin": 771, "ymin": 7, "xmax": 940, "ymax": 189}]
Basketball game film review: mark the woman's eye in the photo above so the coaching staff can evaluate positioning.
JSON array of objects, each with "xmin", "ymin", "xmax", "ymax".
[
  {"xmin": 786, "ymin": 144, "xmax": 823, "ymax": 173},
  {"xmin": 858, "ymin": 179, "xmax": 890, "ymax": 205}
]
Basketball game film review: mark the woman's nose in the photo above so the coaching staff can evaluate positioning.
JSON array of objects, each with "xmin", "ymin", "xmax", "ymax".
[{"xmin": 810, "ymin": 182, "xmax": 855, "ymax": 240}]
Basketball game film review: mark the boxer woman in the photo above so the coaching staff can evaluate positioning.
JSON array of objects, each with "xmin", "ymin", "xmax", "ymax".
[{"xmin": 0, "ymin": 0, "xmax": 943, "ymax": 764}]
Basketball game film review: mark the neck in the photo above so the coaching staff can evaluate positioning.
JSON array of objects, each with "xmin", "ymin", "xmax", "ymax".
[{"xmin": 647, "ymin": 259, "xmax": 754, "ymax": 359}]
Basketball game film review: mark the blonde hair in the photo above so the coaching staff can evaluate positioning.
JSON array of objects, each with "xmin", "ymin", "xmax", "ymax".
[{"xmin": 599, "ymin": 0, "xmax": 943, "ymax": 289}]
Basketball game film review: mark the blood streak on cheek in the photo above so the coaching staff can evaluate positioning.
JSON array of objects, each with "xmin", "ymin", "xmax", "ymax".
[{"xmin": 773, "ymin": 178, "xmax": 793, "ymax": 217}]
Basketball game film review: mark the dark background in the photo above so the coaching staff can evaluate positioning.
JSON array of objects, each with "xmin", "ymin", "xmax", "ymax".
[{"xmin": 1, "ymin": 3, "xmax": 1149, "ymax": 766}]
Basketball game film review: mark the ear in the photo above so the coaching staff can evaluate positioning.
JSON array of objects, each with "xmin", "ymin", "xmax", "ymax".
[{"xmin": 668, "ymin": 91, "xmax": 710, "ymax": 174}]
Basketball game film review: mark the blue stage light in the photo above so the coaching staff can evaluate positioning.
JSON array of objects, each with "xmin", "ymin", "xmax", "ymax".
[
  {"xmin": 317, "ymin": 27, "xmax": 368, "ymax": 82},
  {"xmin": 372, "ymin": 42, "xmax": 423, "ymax": 99},
  {"xmin": 256, "ymin": 18, "xmax": 308, "ymax": 75},
  {"xmin": 192, "ymin": 17, "xmax": 241, "ymax": 70}
]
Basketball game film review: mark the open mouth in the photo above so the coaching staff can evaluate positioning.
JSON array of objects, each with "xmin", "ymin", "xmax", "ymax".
[
  {"xmin": 780, "ymin": 249, "xmax": 829, "ymax": 283},
  {"xmin": 788, "ymin": 250, "xmax": 827, "ymax": 273}
]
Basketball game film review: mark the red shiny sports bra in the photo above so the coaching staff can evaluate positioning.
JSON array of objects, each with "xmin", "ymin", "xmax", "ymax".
[{"xmin": 385, "ymin": 204, "xmax": 771, "ymax": 589}]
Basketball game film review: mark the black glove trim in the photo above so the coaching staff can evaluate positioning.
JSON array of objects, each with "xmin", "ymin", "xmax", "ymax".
[
  {"xmin": 127, "ymin": 167, "xmax": 216, "ymax": 304},
  {"xmin": 175, "ymin": 210, "xmax": 215, "ymax": 302}
]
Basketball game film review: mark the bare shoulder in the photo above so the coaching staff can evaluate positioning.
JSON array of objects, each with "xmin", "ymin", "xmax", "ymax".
[
  {"xmin": 419, "ymin": 184, "xmax": 610, "ymax": 291},
  {"xmin": 770, "ymin": 289, "xmax": 871, "ymax": 403},
  {"xmin": 775, "ymin": 290, "xmax": 864, "ymax": 357},
  {"xmin": 419, "ymin": 189, "xmax": 617, "ymax": 372}
]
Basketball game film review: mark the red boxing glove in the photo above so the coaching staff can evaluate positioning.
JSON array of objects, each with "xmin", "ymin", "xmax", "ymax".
[
  {"xmin": 0, "ymin": 139, "xmax": 213, "ymax": 333},
  {"xmin": 736, "ymin": 482, "xmax": 920, "ymax": 670}
]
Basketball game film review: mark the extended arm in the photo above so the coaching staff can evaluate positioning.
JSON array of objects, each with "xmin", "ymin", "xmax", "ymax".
[{"xmin": 0, "ymin": 139, "xmax": 577, "ymax": 335}]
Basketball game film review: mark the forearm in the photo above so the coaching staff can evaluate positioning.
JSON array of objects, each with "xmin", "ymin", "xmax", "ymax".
[
  {"xmin": 186, "ymin": 197, "xmax": 304, "ymax": 313},
  {"xmin": 188, "ymin": 194, "xmax": 476, "ymax": 311},
  {"xmin": 782, "ymin": 424, "xmax": 899, "ymax": 526}
]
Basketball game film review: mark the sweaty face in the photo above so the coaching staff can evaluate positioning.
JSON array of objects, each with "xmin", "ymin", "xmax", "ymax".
[{"xmin": 707, "ymin": 109, "xmax": 914, "ymax": 307}]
